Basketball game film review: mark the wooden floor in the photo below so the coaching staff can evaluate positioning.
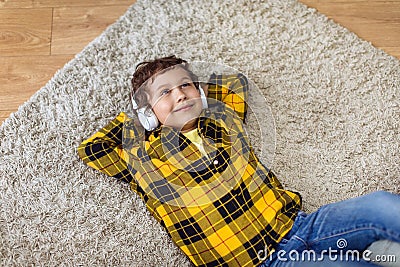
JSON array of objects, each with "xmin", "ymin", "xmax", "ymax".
[{"xmin": 1, "ymin": 0, "xmax": 399, "ymax": 125}]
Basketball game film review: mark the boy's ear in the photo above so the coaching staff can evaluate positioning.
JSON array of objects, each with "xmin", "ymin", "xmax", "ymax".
[
  {"xmin": 131, "ymin": 93, "xmax": 138, "ymax": 110},
  {"xmin": 145, "ymin": 91, "xmax": 152, "ymax": 106},
  {"xmin": 202, "ymin": 83, "xmax": 209, "ymax": 97},
  {"xmin": 198, "ymin": 83, "xmax": 208, "ymax": 109}
]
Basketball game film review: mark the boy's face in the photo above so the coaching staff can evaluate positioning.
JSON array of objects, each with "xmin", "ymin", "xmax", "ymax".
[{"xmin": 147, "ymin": 66, "xmax": 203, "ymax": 132}]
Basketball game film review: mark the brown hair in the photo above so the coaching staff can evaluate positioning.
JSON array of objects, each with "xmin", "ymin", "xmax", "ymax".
[{"xmin": 131, "ymin": 55, "xmax": 198, "ymax": 109}]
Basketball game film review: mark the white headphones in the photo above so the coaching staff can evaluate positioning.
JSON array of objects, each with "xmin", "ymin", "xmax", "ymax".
[{"xmin": 131, "ymin": 83, "xmax": 208, "ymax": 131}]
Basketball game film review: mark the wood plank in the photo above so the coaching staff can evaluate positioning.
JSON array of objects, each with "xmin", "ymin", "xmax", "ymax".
[
  {"xmin": 0, "ymin": 0, "xmax": 134, "ymax": 8},
  {"xmin": 0, "ymin": 110, "xmax": 14, "ymax": 125},
  {"xmin": 304, "ymin": 2, "xmax": 400, "ymax": 22},
  {"xmin": 0, "ymin": 8, "xmax": 52, "ymax": 56},
  {"xmin": 0, "ymin": 55, "xmax": 73, "ymax": 125},
  {"xmin": 299, "ymin": 0, "xmax": 318, "ymax": 5},
  {"xmin": 0, "ymin": 1, "xmax": 34, "ymax": 8},
  {"xmin": 37, "ymin": 0, "xmax": 134, "ymax": 8},
  {"xmin": 310, "ymin": 0, "xmax": 400, "ymax": 2},
  {"xmin": 51, "ymin": 5, "xmax": 132, "ymax": 55},
  {"xmin": 379, "ymin": 47, "xmax": 400, "ymax": 59},
  {"xmin": 332, "ymin": 16, "xmax": 400, "ymax": 47}
]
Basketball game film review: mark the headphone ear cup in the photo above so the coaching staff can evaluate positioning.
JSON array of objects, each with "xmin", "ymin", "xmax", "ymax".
[{"xmin": 137, "ymin": 107, "xmax": 159, "ymax": 131}]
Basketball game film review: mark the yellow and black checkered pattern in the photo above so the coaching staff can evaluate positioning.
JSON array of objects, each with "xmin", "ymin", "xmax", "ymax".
[{"xmin": 78, "ymin": 74, "xmax": 302, "ymax": 266}]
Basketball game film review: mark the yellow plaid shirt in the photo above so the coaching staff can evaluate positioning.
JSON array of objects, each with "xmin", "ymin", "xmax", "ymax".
[{"xmin": 78, "ymin": 74, "xmax": 302, "ymax": 266}]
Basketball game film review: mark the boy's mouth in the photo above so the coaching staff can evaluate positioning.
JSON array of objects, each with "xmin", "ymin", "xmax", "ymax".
[{"xmin": 174, "ymin": 103, "xmax": 194, "ymax": 112}]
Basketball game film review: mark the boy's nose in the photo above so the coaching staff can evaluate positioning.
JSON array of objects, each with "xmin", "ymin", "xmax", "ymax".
[{"xmin": 174, "ymin": 88, "xmax": 187, "ymax": 102}]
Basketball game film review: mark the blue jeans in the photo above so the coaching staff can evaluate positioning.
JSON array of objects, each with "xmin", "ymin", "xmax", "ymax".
[{"xmin": 261, "ymin": 191, "xmax": 400, "ymax": 267}]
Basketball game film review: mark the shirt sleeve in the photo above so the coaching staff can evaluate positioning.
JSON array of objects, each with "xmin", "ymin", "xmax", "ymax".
[
  {"xmin": 77, "ymin": 112, "xmax": 135, "ymax": 184},
  {"xmin": 77, "ymin": 112, "xmax": 164, "ymax": 222},
  {"xmin": 207, "ymin": 73, "xmax": 249, "ymax": 121}
]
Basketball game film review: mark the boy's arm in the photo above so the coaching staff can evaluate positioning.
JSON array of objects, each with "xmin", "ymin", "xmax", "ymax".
[
  {"xmin": 206, "ymin": 73, "xmax": 249, "ymax": 121},
  {"xmin": 78, "ymin": 113, "xmax": 164, "ymax": 222},
  {"xmin": 77, "ymin": 112, "xmax": 134, "ymax": 183}
]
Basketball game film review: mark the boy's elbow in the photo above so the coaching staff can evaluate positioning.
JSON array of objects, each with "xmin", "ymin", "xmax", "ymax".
[
  {"xmin": 77, "ymin": 139, "xmax": 103, "ymax": 164},
  {"xmin": 237, "ymin": 73, "xmax": 249, "ymax": 94},
  {"xmin": 237, "ymin": 73, "xmax": 248, "ymax": 86},
  {"xmin": 77, "ymin": 141, "xmax": 90, "ymax": 163}
]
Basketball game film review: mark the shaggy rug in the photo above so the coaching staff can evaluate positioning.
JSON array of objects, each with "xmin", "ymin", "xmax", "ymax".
[{"xmin": 1, "ymin": 0, "xmax": 399, "ymax": 265}]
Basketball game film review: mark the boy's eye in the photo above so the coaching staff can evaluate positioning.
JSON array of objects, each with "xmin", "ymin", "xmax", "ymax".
[
  {"xmin": 181, "ymin": 82, "xmax": 193, "ymax": 88},
  {"xmin": 160, "ymin": 89, "xmax": 170, "ymax": 96}
]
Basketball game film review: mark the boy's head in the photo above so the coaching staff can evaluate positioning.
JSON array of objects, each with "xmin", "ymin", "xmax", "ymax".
[{"xmin": 131, "ymin": 56, "xmax": 205, "ymax": 132}]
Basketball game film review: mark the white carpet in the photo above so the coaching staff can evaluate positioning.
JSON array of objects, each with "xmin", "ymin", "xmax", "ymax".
[{"xmin": 1, "ymin": 0, "xmax": 399, "ymax": 265}]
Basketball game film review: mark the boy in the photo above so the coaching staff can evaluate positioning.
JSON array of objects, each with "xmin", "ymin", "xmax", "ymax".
[{"xmin": 78, "ymin": 56, "xmax": 400, "ymax": 266}]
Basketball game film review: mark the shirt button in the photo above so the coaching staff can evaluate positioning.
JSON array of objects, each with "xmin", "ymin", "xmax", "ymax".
[{"xmin": 213, "ymin": 159, "xmax": 219, "ymax": 165}]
